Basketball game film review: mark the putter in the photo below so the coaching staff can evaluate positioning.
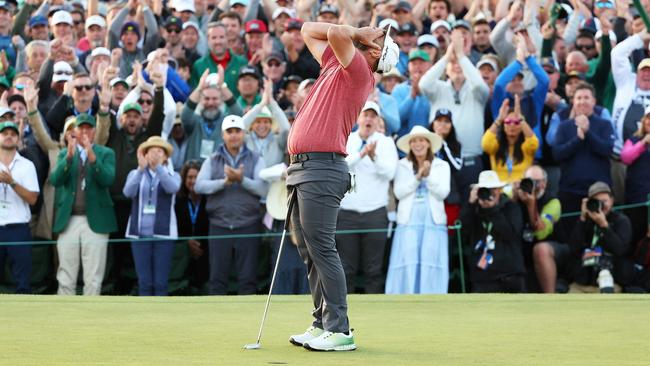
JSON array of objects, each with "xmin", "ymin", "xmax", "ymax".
[{"xmin": 243, "ymin": 189, "xmax": 296, "ymax": 350}]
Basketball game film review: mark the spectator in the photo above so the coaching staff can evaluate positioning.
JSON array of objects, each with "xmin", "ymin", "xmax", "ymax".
[
  {"xmin": 416, "ymin": 34, "xmax": 439, "ymax": 64},
  {"xmin": 163, "ymin": 16, "xmax": 185, "ymax": 62},
  {"xmin": 391, "ymin": 48, "xmax": 432, "ymax": 137},
  {"xmin": 50, "ymin": 113, "xmax": 117, "ymax": 295},
  {"xmin": 552, "ymin": 82, "xmax": 614, "ymax": 219},
  {"xmin": 123, "ymin": 136, "xmax": 181, "ymax": 296},
  {"xmin": 242, "ymin": 78, "xmax": 289, "ymax": 167},
  {"xmin": 430, "ymin": 19, "xmax": 451, "ymax": 53},
  {"xmin": 108, "ymin": 78, "xmax": 129, "ymax": 114},
  {"xmin": 568, "ymin": 182, "xmax": 632, "ymax": 293},
  {"xmin": 394, "ymin": 22, "xmax": 418, "ymax": 76},
  {"xmin": 218, "ymin": 11, "xmax": 245, "ymax": 56},
  {"xmin": 491, "ymin": 33, "xmax": 549, "ymax": 160},
  {"xmin": 450, "ymin": 20, "xmax": 481, "ymax": 65},
  {"xmin": 169, "ymin": 103, "xmax": 188, "ymax": 171},
  {"xmin": 182, "ymin": 68, "xmax": 243, "ymax": 162},
  {"xmin": 194, "ymin": 115, "xmax": 267, "ymax": 295},
  {"xmin": 0, "ymin": 120, "xmax": 39, "ymax": 294},
  {"xmin": 429, "ymin": 108, "xmax": 463, "ymax": 226},
  {"xmin": 420, "ymin": 31, "xmax": 489, "ymax": 202},
  {"xmin": 44, "ymin": 72, "xmax": 98, "ymax": 141},
  {"xmin": 78, "ymin": 15, "xmax": 107, "ymax": 58},
  {"xmin": 471, "ymin": 18, "xmax": 496, "ymax": 57},
  {"xmin": 461, "ymin": 170, "xmax": 525, "ymax": 293},
  {"xmin": 512, "ymin": 165, "xmax": 564, "ymax": 293},
  {"xmin": 243, "ymin": 19, "xmax": 268, "ymax": 65},
  {"xmin": 261, "ymin": 52, "xmax": 287, "ymax": 93},
  {"xmin": 13, "ymin": 14, "xmax": 49, "ymax": 43},
  {"xmin": 416, "ymin": 0, "xmax": 452, "ymax": 34},
  {"xmin": 482, "ymin": 97, "xmax": 539, "ymax": 184},
  {"xmin": 18, "ymin": 40, "xmax": 49, "ymax": 80},
  {"xmin": 180, "ymin": 21, "xmax": 207, "ymax": 64},
  {"xmin": 337, "ymin": 102, "xmax": 398, "ymax": 294},
  {"xmin": 378, "ymin": 67, "xmax": 405, "ymax": 95},
  {"xmin": 620, "ymin": 108, "xmax": 650, "ymax": 248},
  {"xmin": 175, "ymin": 160, "xmax": 210, "ymax": 294},
  {"xmin": 190, "ymin": 22, "xmax": 248, "ymax": 96},
  {"xmin": 236, "ymin": 65, "xmax": 261, "ymax": 111},
  {"xmin": 317, "ymin": 4, "xmax": 339, "ymax": 25},
  {"xmin": 386, "ymin": 125, "xmax": 449, "ymax": 294},
  {"xmin": 280, "ymin": 18, "xmax": 320, "ymax": 80}
]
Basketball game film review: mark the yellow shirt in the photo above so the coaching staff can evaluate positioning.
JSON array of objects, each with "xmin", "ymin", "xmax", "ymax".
[{"xmin": 481, "ymin": 130, "xmax": 539, "ymax": 184}]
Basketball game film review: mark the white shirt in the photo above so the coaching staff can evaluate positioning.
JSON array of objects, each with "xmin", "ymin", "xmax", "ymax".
[
  {"xmin": 0, "ymin": 152, "xmax": 40, "ymax": 226},
  {"xmin": 340, "ymin": 131, "xmax": 398, "ymax": 213}
]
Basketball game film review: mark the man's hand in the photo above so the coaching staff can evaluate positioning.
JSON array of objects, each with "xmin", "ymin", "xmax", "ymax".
[
  {"xmin": 545, "ymin": 91, "xmax": 562, "ymax": 109},
  {"xmin": 599, "ymin": 15, "xmax": 612, "ymax": 35},
  {"xmin": 111, "ymin": 48, "xmax": 122, "ymax": 68},
  {"xmin": 137, "ymin": 148, "xmax": 147, "ymax": 170},
  {"xmin": 261, "ymin": 78, "xmax": 273, "ymax": 105},
  {"xmin": 188, "ymin": 239, "xmax": 204, "ymax": 258},
  {"xmin": 24, "ymin": 83, "xmax": 39, "ymax": 111},
  {"xmin": 517, "ymin": 188, "xmax": 535, "ymax": 206},
  {"xmin": 410, "ymin": 74, "xmax": 421, "ymax": 98},
  {"xmin": 0, "ymin": 170, "xmax": 14, "ymax": 185},
  {"xmin": 150, "ymin": 61, "xmax": 166, "ymax": 88},
  {"xmin": 506, "ymin": 0, "xmax": 523, "ymax": 27},
  {"xmin": 197, "ymin": 69, "xmax": 210, "ymax": 91},
  {"xmin": 587, "ymin": 208, "xmax": 609, "ymax": 228},
  {"xmin": 541, "ymin": 21, "xmax": 555, "ymax": 40},
  {"xmin": 575, "ymin": 114, "xmax": 590, "ymax": 133},
  {"xmin": 80, "ymin": 134, "xmax": 96, "ymax": 163},
  {"xmin": 353, "ymin": 27, "xmax": 384, "ymax": 51},
  {"xmin": 66, "ymin": 135, "xmax": 76, "ymax": 161},
  {"xmin": 451, "ymin": 30, "xmax": 464, "ymax": 58},
  {"xmin": 468, "ymin": 185, "xmax": 479, "ymax": 204}
]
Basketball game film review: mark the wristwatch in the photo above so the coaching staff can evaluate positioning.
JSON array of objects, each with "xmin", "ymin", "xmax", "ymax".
[{"xmin": 9, "ymin": 181, "xmax": 16, "ymax": 188}]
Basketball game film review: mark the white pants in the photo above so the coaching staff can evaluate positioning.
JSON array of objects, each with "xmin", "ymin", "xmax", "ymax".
[{"xmin": 56, "ymin": 215, "xmax": 108, "ymax": 295}]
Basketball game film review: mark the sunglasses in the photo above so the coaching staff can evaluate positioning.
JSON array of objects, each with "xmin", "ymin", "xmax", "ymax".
[
  {"xmin": 576, "ymin": 43, "xmax": 595, "ymax": 51},
  {"xmin": 74, "ymin": 84, "xmax": 95, "ymax": 91},
  {"xmin": 55, "ymin": 70, "xmax": 73, "ymax": 76},
  {"xmin": 595, "ymin": 1, "xmax": 614, "ymax": 9},
  {"xmin": 73, "ymin": 20, "xmax": 83, "ymax": 25},
  {"xmin": 267, "ymin": 61, "xmax": 281, "ymax": 67},
  {"xmin": 504, "ymin": 118, "xmax": 522, "ymax": 125},
  {"xmin": 167, "ymin": 27, "xmax": 181, "ymax": 34},
  {"xmin": 138, "ymin": 99, "xmax": 153, "ymax": 105}
]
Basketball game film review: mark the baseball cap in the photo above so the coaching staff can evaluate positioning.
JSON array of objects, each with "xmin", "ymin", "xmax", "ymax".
[
  {"xmin": 588, "ymin": 181, "xmax": 612, "ymax": 198},
  {"xmin": 378, "ymin": 24, "xmax": 400, "ymax": 74},
  {"xmin": 451, "ymin": 19, "xmax": 471, "ymax": 31},
  {"xmin": 121, "ymin": 22, "xmax": 141, "ymax": 39},
  {"xmin": 173, "ymin": 0, "xmax": 196, "ymax": 13},
  {"xmin": 122, "ymin": 102, "xmax": 143, "ymax": 115},
  {"xmin": 182, "ymin": 21, "xmax": 200, "ymax": 32},
  {"xmin": 74, "ymin": 113, "xmax": 96, "ymax": 128},
  {"xmin": 85, "ymin": 47, "xmax": 110, "ymax": 70},
  {"xmin": 477, "ymin": 58, "xmax": 498, "ymax": 72},
  {"xmin": 378, "ymin": 18, "xmax": 399, "ymax": 31},
  {"xmin": 579, "ymin": 18, "xmax": 600, "ymax": 35},
  {"xmin": 639, "ymin": 58, "xmax": 650, "ymax": 71},
  {"xmin": 430, "ymin": 20, "xmax": 451, "ymax": 33},
  {"xmin": 417, "ymin": 34, "xmax": 439, "ymax": 48},
  {"xmin": 566, "ymin": 71, "xmax": 586, "ymax": 81},
  {"xmin": 319, "ymin": 4, "xmax": 339, "ymax": 16},
  {"xmin": 284, "ymin": 75, "xmax": 302, "ymax": 86},
  {"xmin": 285, "ymin": 18, "xmax": 303, "ymax": 31},
  {"xmin": 0, "ymin": 1, "xmax": 11, "ymax": 12},
  {"xmin": 51, "ymin": 10, "xmax": 73, "ymax": 26},
  {"xmin": 230, "ymin": 0, "xmax": 249, "ymax": 7},
  {"xmin": 0, "ymin": 107, "xmax": 15, "ymax": 118},
  {"xmin": 29, "ymin": 15, "xmax": 48, "ymax": 28},
  {"xmin": 393, "ymin": 1, "xmax": 412, "ymax": 12},
  {"xmin": 221, "ymin": 115, "xmax": 245, "ymax": 131},
  {"xmin": 245, "ymin": 19, "xmax": 268, "ymax": 33},
  {"xmin": 239, "ymin": 65, "xmax": 261, "ymax": 79},
  {"xmin": 297, "ymin": 78, "xmax": 315, "ymax": 94},
  {"xmin": 7, "ymin": 94, "xmax": 25, "ymax": 107},
  {"xmin": 265, "ymin": 51, "xmax": 285, "ymax": 63},
  {"xmin": 85, "ymin": 15, "xmax": 106, "ymax": 29},
  {"xmin": 408, "ymin": 48, "xmax": 430, "ymax": 62},
  {"xmin": 53, "ymin": 61, "xmax": 73, "ymax": 82},
  {"xmin": 433, "ymin": 108, "xmax": 452, "ymax": 121},
  {"xmin": 272, "ymin": 7, "xmax": 295, "ymax": 20},
  {"xmin": 361, "ymin": 101, "xmax": 381, "ymax": 117},
  {"xmin": 0, "ymin": 121, "xmax": 18, "ymax": 133},
  {"xmin": 110, "ymin": 78, "xmax": 129, "ymax": 88},
  {"xmin": 540, "ymin": 57, "xmax": 557, "ymax": 72},
  {"xmin": 397, "ymin": 22, "xmax": 418, "ymax": 36},
  {"xmin": 165, "ymin": 16, "xmax": 183, "ymax": 29}
]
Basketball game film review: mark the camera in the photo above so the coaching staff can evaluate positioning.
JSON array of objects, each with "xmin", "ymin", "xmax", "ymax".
[
  {"xmin": 596, "ymin": 255, "xmax": 614, "ymax": 293},
  {"xmin": 519, "ymin": 178, "xmax": 535, "ymax": 194},
  {"xmin": 477, "ymin": 187, "xmax": 492, "ymax": 201},
  {"xmin": 586, "ymin": 198, "xmax": 602, "ymax": 213}
]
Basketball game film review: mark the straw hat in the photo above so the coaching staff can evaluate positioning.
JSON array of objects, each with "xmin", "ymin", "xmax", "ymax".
[
  {"xmin": 396, "ymin": 125, "xmax": 443, "ymax": 154},
  {"xmin": 138, "ymin": 136, "xmax": 173, "ymax": 156}
]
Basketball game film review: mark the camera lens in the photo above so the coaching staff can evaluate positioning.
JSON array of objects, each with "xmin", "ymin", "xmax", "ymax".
[
  {"xmin": 586, "ymin": 198, "xmax": 602, "ymax": 213},
  {"xmin": 520, "ymin": 178, "xmax": 534, "ymax": 194}
]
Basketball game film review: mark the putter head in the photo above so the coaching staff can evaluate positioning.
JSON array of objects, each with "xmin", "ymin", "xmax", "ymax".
[{"xmin": 243, "ymin": 343, "xmax": 261, "ymax": 350}]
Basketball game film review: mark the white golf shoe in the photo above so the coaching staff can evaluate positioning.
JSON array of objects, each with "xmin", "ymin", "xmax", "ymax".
[
  {"xmin": 302, "ymin": 330, "xmax": 356, "ymax": 351},
  {"xmin": 289, "ymin": 326, "xmax": 324, "ymax": 347}
]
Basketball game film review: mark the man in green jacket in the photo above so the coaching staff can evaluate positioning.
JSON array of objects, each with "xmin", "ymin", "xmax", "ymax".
[
  {"xmin": 51, "ymin": 113, "xmax": 117, "ymax": 296},
  {"xmin": 189, "ymin": 22, "xmax": 248, "ymax": 97}
]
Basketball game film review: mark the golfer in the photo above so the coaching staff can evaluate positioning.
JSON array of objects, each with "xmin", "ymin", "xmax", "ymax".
[{"xmin": 286, "ymin": 22, "xmax": 399, "ymax": 351}]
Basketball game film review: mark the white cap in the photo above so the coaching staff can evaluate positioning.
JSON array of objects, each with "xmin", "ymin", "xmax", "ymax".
[
  {"xmin": 272, "ymin": 7, "xmax": 295, "ymax": 20},
  {"xmin": 53, "ymin": 61, "xmax": 73, "ymax": 82},
  {"xmin": 110, "ymin": 78, "xmax": 129, "ymax": 88},
  {"xmin": 173, "ymin": 0, "xmax": 196, "ymax": 13},
  {"xmin": 378, "ymin": 24, "xmax": 400, "ymax": 74},
  {"xmin": 417, "ymin": 34, "xmax": 439, "ymax": 48},
  {"xmin": 361, "ymin": 101, "xmax": 381, "ymax": 117},
  {"xmin": 297, "ymin": 78, "xmax": 315, "ymax": 94},
  {"xmin": 378, "ymin": 18, "xmax": 399, "ymax": 31},
  {"xmin": 85, "ymin": 15, "xmax": 106, "ymax": 29},
  {"xmin": 430, "ymin": 20, "xmax": 451, "ymax": 33},
  {"xmin": 85, "ymin": 47, "xmax": 110, "ymax": 70},
  {"xmin": 221, "ymin": 115, "xmax": 245, "ymax": 131},
  {"xmin": 477, "ymin": 58, "xmax": 498, "ymax": 72},
  {"xmin": 51, "ymin": 10, "xmax": 73, "ymax": 26},
  {"xmin": 595, "ymin": 30, "xmax": 616, "ymax": 43},
  {"xmin": 476, "ymin": 170, "xmax": 506, "ymax": 189},
  {"xmin": 182, "ymin": 21, "xmax": 200, "ymax": 31}
]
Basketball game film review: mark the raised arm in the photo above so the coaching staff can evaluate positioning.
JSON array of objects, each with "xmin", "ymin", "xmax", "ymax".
[{"xmin": 300, "ymin": 22, "xmax": 382, "ymax": 66}]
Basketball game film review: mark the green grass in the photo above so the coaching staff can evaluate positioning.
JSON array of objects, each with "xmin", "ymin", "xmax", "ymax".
[{"xmin": 1, "ymin": 294, "xmax": 648, "ymax": 365}]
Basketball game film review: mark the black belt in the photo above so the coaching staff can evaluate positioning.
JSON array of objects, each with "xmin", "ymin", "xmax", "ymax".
[{"xmin": 290, "ymin": 152, "xmax": 345, "ymax": 164}]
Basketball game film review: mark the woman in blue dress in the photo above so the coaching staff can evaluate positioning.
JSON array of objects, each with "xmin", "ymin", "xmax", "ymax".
[{"xmin": 386, "ymin": 125, "xmax": 451, "ymax": 294}]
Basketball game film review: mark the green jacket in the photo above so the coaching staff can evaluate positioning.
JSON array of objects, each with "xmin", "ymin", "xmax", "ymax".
[
  {"xmin": 50, "ymin": 145, "xmax": 117, "ymax": 234},
  {"xmin": 190, "ymin": 50, "xmax": 248, "ymax": 98}
]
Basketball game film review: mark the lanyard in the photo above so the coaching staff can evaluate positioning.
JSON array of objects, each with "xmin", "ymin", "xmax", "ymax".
[
  {"xmin": 187, "ymin": 200, "xmax": 200, "ymax": 227},
  {"xmin": 203, "ymin": 122, "xmax": 215, "ymax": 136},
  {"xmin": 358, "ymin": 139, "xmax": 367, "ymax": 152},
  {"xmin": 2, "ymin": 157, "xmax": 16, "ymax": 201},
  {"xmin": 590, "ymin": 226, "xmax": 601, "ymax": 248}
]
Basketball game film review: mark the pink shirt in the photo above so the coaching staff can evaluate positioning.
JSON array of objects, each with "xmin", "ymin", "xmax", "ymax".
[{"xmin": 288, "ymin": 46, "xmax": 374, "ymax": 156}]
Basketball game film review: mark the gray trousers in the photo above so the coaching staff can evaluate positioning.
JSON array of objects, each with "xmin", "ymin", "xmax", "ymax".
[
  {"xmin": 286, "ymin": 159, "xmax": 351, "ymax": 333},
  {"xmin": 336, "ymin": 207, "xmax": 388, "ymax": 294}
]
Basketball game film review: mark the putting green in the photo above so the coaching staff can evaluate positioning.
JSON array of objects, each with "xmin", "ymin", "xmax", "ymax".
[{"xmin": 1, "ymin": 294, "xmax": 648, "ymax": 365}]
